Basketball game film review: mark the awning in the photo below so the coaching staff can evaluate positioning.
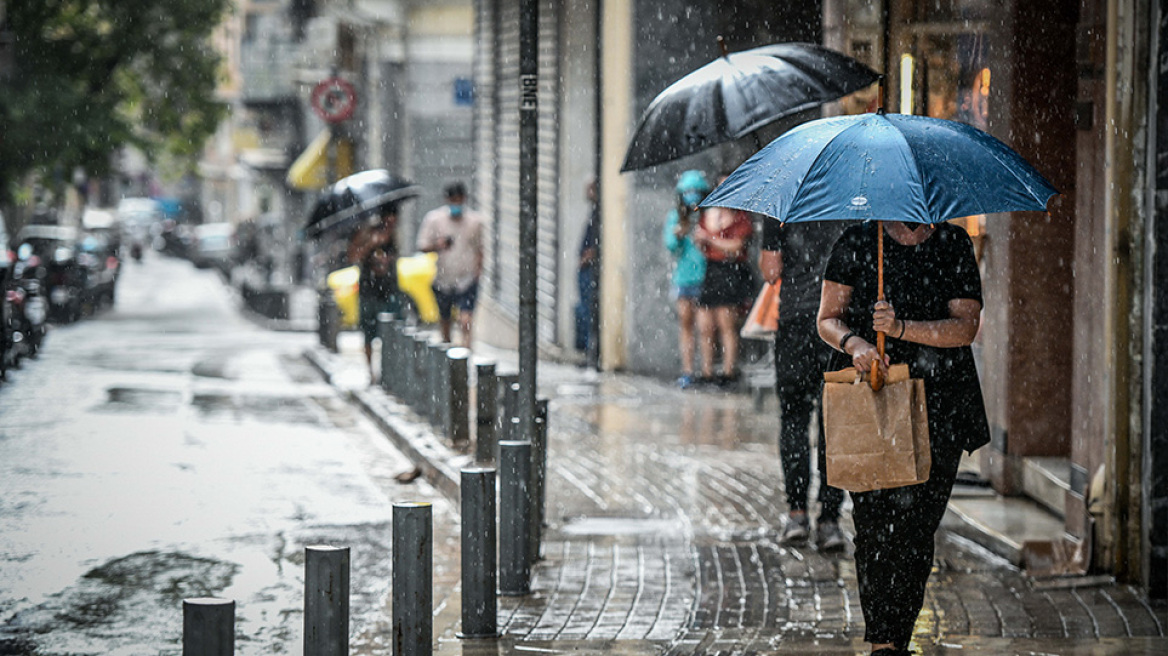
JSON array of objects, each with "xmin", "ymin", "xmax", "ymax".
[{"xmin": 286, "ymin": 130, "xmax": 354, "ymax": 190}]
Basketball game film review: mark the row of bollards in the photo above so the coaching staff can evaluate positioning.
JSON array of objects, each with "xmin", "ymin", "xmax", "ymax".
[
  {"xmin": 182, "ymin": 471, "xmax": 513, "ymax": 655},
  {"xmin": 187, "ymin": 313, "xmax": 557, "ymax": 653}
]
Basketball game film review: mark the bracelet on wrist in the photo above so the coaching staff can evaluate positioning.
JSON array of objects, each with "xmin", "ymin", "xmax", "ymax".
[
  {"xmin": 839, "ymin": 331, "xmax": 856, "ymax": 353},
  {"xmin": 897, "ymin": 320, "xmax": 907, "ymax": 340}
]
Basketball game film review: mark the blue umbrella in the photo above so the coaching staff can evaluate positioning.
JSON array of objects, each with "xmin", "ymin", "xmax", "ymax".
[
  {"xmin": 701, "ymin": 111, "xmax": 1057, "ymax": 223},
  {"xmin": 702, "ymin": 111, "xmax": 1058, "ymax": 389}
]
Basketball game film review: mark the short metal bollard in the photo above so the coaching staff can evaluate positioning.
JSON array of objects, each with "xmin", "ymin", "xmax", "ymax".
[
  {"xmin": 528, "ymin": 397, "xmax": 549, "ymax": 564},
  {"xmin": 397, "ymin": 326, "xmax": 416, "ymax": 402},
  {"xmin": 474, "ymin": 361, "xmax": 497, "ymax": 463},
  {"xmin": 378, "ymin": 313, "xmax": 395, "ymax": 393},
  {"xmin": 411, "ymin": 334, "xmax": 430, "ymax": 412},
  {"xmin": 393, "ymin": 502, "xmax": 433, "ymax": 656},
  {"xmin": 304, "ymin": 546, "xmax": 349, "ymax": 656},
  {"xmin": 497, "ymin": 373, "xmax": 520, "ymax": 448},
  {"xmin": 446, "ymin": 348, "xmax": 471, "ymax": 446},
  {"xmin": 498, "ymin": 440, "xmax": 532, "ymax": 596},
  {"xmin": 458, "ymin": 467, "xmax": 497, "ymax": 639},
  {"xmin": 182, "ymin": 597, "xmax": 234, "ymax": 656},
  {"xmin": 427, "ymin": 339, "xmax": 450, "ymax": 427},
  {"xmin": 318, "ymin": 289, "xmax": 339, "ymax": 353}
]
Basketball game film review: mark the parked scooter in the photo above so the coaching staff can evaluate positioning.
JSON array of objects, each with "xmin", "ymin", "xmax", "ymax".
[{"xmin": 8, "ymin": 244, "xmax": 48, "ymax": 359}]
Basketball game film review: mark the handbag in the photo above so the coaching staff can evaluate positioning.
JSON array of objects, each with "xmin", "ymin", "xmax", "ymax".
[
  {"xmin": 739, "ymin": 281, "xmax": 780, "ymax": 340},
  {"xmin": 821, "ymin": 363, "xmax": 930, "ymax": 492}
]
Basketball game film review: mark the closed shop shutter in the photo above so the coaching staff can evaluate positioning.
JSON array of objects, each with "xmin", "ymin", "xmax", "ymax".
[{"xmin": 477, "ymin": 0, "xmax": 561, "ymax": 345}]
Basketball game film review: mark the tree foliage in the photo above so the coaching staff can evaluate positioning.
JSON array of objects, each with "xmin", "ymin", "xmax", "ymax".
[{"xmin": 0, "ymin": 0, "xmax": 231, "ymax": 202}]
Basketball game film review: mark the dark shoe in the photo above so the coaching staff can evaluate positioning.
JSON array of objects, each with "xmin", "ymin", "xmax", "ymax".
[
  {"xmin": 781, "ymin": 513, "xmax": 810, "ymax": 544},
  {"xmin": 871, "ymin": 648, "xmax": 912, "ymax": 656},
  {"xmin": 694, "ymin": 375, "xmax": 718, "ymax": 388},
  {"xmin": 715, "ymin": 371, "xmax": 741, "ymax": 389},
  {"xmin": 817, "ymin": 520, "xmax": 849, "ymax": 552}
]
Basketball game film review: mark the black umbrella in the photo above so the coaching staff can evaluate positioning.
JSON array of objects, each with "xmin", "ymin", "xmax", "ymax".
[
  {"xmin": 305, "ymin": 169, "xmax": 421, "ymax": 238},
  {"xmin": 620, "ymin": 41, "xmax": 879, "ymax": 172}
]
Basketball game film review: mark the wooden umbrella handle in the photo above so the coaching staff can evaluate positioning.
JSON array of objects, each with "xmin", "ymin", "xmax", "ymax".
[{"xmin": 871, "ymin": 222, "xmax": 886, "ymax": 391}]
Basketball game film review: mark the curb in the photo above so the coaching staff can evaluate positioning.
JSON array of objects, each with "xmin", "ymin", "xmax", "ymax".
[{"xmin": 303, "ymin": 346, "xmax": 468, "ymax": 503}]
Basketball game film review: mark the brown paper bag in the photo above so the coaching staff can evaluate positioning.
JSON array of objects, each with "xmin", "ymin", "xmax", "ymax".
[{"xmin": 821, "ymin": 363, "xmax": 930, "ymax": 492}]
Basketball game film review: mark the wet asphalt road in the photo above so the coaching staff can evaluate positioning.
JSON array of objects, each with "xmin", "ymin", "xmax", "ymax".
[{"xmin": 0, "ymin": 252, "xmax": 457, "ymax": 655}]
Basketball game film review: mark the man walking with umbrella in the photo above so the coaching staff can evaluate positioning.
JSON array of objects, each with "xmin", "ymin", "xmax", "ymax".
[
  {"xmin": 759, "ymin": 217, "xmax": 848, "ymax": 550},
  {"xmin": 417, "ymin": 182, "xmax": 485, "ymax": 347}
]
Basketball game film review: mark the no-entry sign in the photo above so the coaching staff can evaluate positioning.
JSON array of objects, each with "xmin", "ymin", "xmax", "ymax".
[{"xmin": 311, "ymin": 77, "xmax": 358, "ymax": 123}]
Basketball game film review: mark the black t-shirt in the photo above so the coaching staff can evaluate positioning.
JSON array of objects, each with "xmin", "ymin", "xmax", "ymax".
[
  {"xmin": 823, "ymin": 221, "xmax": 982, "ymax": 389},
  {"xmin": 760, "ymin": 218, "xmax": 850, "ymax": 319},
  {"xmin": 359, "ymin": 244, "xmax": 400, "ymax": 303}
]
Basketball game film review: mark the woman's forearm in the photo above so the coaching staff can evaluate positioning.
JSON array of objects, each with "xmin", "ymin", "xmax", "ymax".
[{"xmin": 897, "ymin": 316, "xmax": 979, "ymax": 348}]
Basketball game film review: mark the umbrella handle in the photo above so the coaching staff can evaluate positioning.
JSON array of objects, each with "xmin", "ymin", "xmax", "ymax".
[{"xmin": 871, "ymin": 221, "xmax": 886, "ymax": 391}]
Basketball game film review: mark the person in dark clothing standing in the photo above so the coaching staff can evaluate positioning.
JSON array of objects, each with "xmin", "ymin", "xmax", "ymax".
[
  {"xmin": 817, "ymin": 220, "xmax": 989, "ymax": 656},
  {"xmin": 575, "ymin": 180, "xmax": 600, "ymax": 364},
  {"xmin": 759, "ymin": 218, "xmax": 848, "ymax": 550},
  {"xmin": 348, "ymin": 207, "xmax": 403, "ymax": 385}
]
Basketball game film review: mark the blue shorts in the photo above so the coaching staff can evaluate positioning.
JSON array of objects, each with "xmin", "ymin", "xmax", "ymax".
[
  {"xmin": 672, "ymin": 284, "xmax": 702, "ymax": 302},
  {"xmin": 433, "ymin": 282, "xmax": 478, "ymax": 320}
]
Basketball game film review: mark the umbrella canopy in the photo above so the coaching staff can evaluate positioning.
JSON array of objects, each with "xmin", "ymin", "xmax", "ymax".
[
  {"xmin": 701, "ymin": 112, "xmax": 1058, "ymax": 223},
  {"xmin": 305, "ymin": 169, "xmax": 421, "ymax": 238},
  {"xmin": 620, "ymin": 42, "xmax": 879, "ymax": 172}
]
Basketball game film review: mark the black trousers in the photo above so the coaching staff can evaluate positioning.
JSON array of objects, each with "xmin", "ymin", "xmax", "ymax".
[
  {"xmin": 775, "ymin": 316, "xmax": 843, "ymax": 521},
  {"xmin": 852, "ymin": 438, "xmax": 964, "ymax": 647}
]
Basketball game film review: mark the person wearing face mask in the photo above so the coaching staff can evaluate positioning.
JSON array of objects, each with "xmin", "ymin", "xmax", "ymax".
[{"xmin": 417, "ymin": 182, "xmax": 485, "ymax": 347}]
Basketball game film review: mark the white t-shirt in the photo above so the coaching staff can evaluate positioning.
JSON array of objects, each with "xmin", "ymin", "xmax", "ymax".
[{"xmin": 416, "ymin": 206, "xmax": 485, "ymax": 292}]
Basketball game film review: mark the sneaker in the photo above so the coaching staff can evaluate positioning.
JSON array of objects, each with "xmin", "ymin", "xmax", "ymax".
[
  {"xmin": 677, "ymin": 374, "xmax": 695, "ymax": 389},
  {"xmin": 715, "ymin": 371, "xmax": 741, "ymax": 390},
  {"xmin": 781, "ymin": 513, "xmax": 810, "ymax": 544},
  {"xmin": 817, "ymin": 520, "xmax": 848, "ymax": 552}
]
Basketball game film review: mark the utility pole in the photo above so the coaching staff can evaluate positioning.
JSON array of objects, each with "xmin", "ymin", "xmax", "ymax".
[{"xmin": 517, "ymin": 0, "xmax": 539, "ymax": 440}]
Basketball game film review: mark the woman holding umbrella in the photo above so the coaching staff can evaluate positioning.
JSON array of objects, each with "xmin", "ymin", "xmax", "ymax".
[{"xmin": 817, "ymin": 219, "xmax": 988, "ymax": 655}]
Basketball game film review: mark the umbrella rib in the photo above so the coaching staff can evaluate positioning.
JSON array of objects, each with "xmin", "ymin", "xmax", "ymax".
[{"xmin": 785, "ymin": 117, "xmax": 876, "ymax": 219}]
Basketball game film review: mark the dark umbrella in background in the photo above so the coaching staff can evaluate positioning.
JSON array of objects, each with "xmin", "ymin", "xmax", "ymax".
[
  {"xmin": 620, "ymin": 40, "xmax": 880, "ymax": 172},
  {"xmin": 701, "ymin": 105, "xmax": 1058, "ymax": 389},
  {"xmin": 305, "ymin": 169, "xmax": 421, "ymax": 239}
]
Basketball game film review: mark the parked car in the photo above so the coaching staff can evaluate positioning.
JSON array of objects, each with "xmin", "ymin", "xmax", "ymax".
[
  {"xmin": 16, "ymin": 225, "xmax": 85, "ymax": 323},
  {"xmin": 191, "ymin": 222, "xmax": 235, "ymax": 274},
  {"xmin": 77, "ymin": 232, "xmax": 120, "ymax": 310}
]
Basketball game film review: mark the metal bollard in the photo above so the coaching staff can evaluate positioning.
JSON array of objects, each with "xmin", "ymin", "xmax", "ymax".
[
  {"xmin": 182, "ymin": 597, "xmax": 234, "ymax": 656},
  {"xmin": 428, "ymin": 339, "xmax": 450, "ymax": 427},
  {"xmin": 528, "ymin": 397, "xmax": 549, "ymax": 564},
  {"xmin": 398, "ymin": 326, "xmax": 415, "ymax": 402},
  {"xmin": 458, "ymin": 468, "xmax": 497, "ymax": 638},
  {"xmin": 393, "ymin": 502, "xmax": 433, "ymax": 656},
  {"xmin": 498, "ymin": 440, "xmax": 532, "ymax": 596},
  {"xmin": 496, "ymin": 373, "xmax": 520, "ymax": 455},
  {"xmin": 304, "ymin": 546, "xmax": 349, "ymax": 656},
  {"xmin": 474, "ymin": 361, "xmax": 497, "ymax": 463},
  {"xmin": 411, "ymin": 334, "xmax": 429, "ymax": 412},
  {"xmin": 378, "ymin": 313, "xmax": 395, "ymax": 392},
  {"xmin": 447, "ymin": 348, "xmax": 471, "ymax": 446},
  {"xmin": 318, "ymin": 289, "xmax": 339, "ymax": 353}
]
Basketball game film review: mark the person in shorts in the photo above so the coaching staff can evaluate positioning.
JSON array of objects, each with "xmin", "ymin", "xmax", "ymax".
[
  {"xmin": 417, "ymin": 182, "xmax": 485, "ymax": 347},
  {"xmin": 663, "ymin": 170, "xmax": 710, "ymax": 388},
  {"xmin": 692, "ymin": 192, "xmax": 753, "ymax": 387}
]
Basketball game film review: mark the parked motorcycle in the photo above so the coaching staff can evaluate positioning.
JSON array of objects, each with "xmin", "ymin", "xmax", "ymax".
[{"xmin": 7, "ymin": 245, "xmax": 48, "ymax": 359}]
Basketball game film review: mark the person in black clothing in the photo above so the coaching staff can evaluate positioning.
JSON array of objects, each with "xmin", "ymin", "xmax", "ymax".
[
  {"xmin": 817, "ymin": 220, "xmax": 989, "ymax": 656},
  {"xmin": 575, "ymin": 180, "xmax": 600, "ymax": 364},
  {"xmin": 356, "ymin": 244, "xmax": 402, "ymax": 384},
  {"xmin": 759, "ymin": 218, "xmax": 848, "ymax": 550}
]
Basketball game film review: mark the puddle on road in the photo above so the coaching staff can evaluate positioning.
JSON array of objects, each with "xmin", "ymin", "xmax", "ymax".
[
  {"xmin": 191, "ymin": 393, "xmax": 323, "ymax": 425},
  {"xmin": 99, "ymin": 387, "xmax": 184, "ymax": 413},
  {"xmin": 0, "ymin": 551, "xmax": 237, "ymax": 654}
]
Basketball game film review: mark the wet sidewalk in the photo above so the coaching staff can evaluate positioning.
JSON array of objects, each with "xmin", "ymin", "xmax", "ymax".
[{"xmin": 306, "ymin": 332, "xmax": 1168, "ymax": 655}]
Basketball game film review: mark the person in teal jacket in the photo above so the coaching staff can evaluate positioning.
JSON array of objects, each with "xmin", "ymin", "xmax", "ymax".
[{"xmin": 663, "ymin": 170, "xmax": 711, "ymax": 388}]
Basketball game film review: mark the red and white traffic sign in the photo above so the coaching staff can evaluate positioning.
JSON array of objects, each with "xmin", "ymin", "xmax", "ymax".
[{"xmin": 310, "ymin": 77, "xmax": 358, "ymax": 124}]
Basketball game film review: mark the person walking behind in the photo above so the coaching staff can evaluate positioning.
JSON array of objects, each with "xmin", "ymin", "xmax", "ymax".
[
  {"xmin": 817, "ymin": 220, "xmax": 989, "ymax": 656},
  {"xmin": 348, "ymin": 207, "xmax": 404, "ymax": 385},
  {"xmin": 663, "ymin": 170, "xmax": 710, "ymax": 388},
  {"xmin": 575, "ymin": 179, "xmax": 600, "ymax": 365},
  {"xmin": 759, "ymin": 218, "xmax": 848, "ymax": 550},
  {"xmin": 692, "ymin": 187, "xmax": 753, "ymax": 388},
  {"xmin": 417, "ymin": 182, "xmax": 485, "ymax": 347}
]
